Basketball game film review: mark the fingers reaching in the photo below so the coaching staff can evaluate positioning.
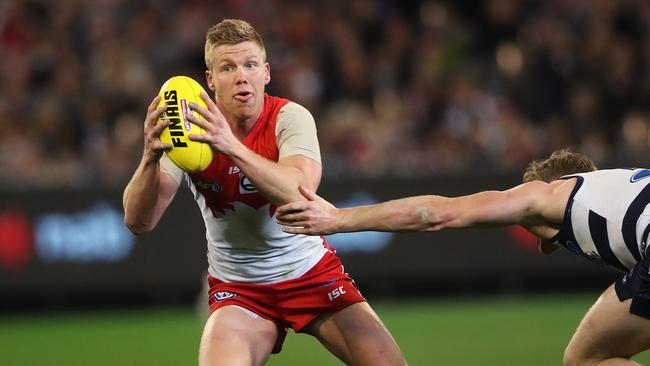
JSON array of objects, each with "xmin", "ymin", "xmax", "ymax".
[
  {"xmin": 277, "ymin": 201, "xmax": 308, "ymax": 215},
  {"xmin": 154, "ymin": 119, "xmax": 171, "ymax": 135},
  {"xmin": 282, "ymin": 226, "xmax": 311, "ymax": 235},
  {"xmin": 186, "ymin": 113, "xmax": 209, "ymax": 131},
  {"xmin": 188, "ymin": 102, "xmax": 211, "ymax": 123},
  {"xmin": 276, "ymin": 211, "xmax": 305, "ymax": 225},
  {"xmin": 142, "ymin": 95, "xmax": 172, "ymax": 162},
  {"xmin": 199, "ymin": 92, "xmax": 219, "ymax": 113},
  {"xmin": 146, "ymin": 99, "xmax": 166, "ymax": 127},
  {"xmin": 147, "ymin": 95, "xmax": 162, "ymax": 114},
  {"xmin": 298, "ymin": 186, "xmax": 319, "ymax": 201}
]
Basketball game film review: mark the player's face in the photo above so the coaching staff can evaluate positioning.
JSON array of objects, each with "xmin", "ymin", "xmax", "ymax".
[{"xmin": 206, "ymin": 41, "xmax": 270, "ymax": 123}]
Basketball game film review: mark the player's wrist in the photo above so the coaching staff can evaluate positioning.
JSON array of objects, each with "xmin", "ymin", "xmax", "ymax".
[
  {"xmin": 333, "ymin": 208, "xmax": 347, "ymax": 233},
  {"xmin": 223, "ymin": 139, "xmax": 248, "ymax": 159},
  {"xmin": 141, "ymin": 152, "xmax": 162, "ymax": 167}
]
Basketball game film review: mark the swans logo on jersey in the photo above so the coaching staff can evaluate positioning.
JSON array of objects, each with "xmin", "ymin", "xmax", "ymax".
[
  {"xmin": 195, "ymin": 179, "xmax": 222, "ymax": 192},
  {"xmin": 239, "ymin": 174, "xmax": 257, "ymax": 194},
  {"xmin": 213, "ymin": 291, "xmax": 238, "ymax": 301},
  {"xmin": 630, "ymin": 169, "xmax": 650, "ymax": 183}
]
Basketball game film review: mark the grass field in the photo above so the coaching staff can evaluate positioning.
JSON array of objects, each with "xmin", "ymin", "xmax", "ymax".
[{"xmin": 1, "ymin": 293, "xmax": 649, "ymax": 365}]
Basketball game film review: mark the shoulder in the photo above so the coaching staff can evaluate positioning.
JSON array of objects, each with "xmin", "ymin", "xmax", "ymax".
[
  {"xmin": 505, "ymin": 180, "xmax": 554, "ymax": 198},
  {"xmin": 512, "ymin": 178, "xmax": 577, "ymax": 196},
  {"xmin": 522, "ymin": 178, "xmax": 577, "ymax": 225},
  {"xmin": 548, "ymin": 177, "xmax": 579, "ymax": 196},
  {"xmin": 276, "ymin": 102, "xmax": 316, "ymax": 134},
  {"xmin": 278, "ymin": 102, "xmax": 314, "ymax": 121}
]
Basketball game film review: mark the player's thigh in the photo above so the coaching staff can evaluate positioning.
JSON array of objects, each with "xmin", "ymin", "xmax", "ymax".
[
  {"xmin": 564, "ymin": 285, "xmax": 650, "ymax": 365},
  {"xmin": 199, "ymin": 305, "xmax": 279, "ymax": 366},
  {"xmin": 305, "ymin": 302, "xmax": 407, "ymax": 366}
]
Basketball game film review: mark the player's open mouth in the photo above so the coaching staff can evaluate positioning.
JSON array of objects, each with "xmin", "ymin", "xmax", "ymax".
[{"xmin": 234, "ymin": 91, "xmax": 253, "ymax": 102}]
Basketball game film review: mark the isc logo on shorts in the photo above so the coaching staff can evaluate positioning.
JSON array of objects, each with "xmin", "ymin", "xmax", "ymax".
[
  {"xmin": 213, "ymin": 291, "xmax": 238, "ymax": 301},
  {"xmin": 327, "ymin": 286, "xmax": 346, "ymax": 301}
]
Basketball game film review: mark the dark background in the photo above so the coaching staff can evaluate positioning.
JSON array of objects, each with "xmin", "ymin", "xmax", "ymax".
[{"xmin": 0, "ymin": 174, "xmax": 619, "ymax": 309}]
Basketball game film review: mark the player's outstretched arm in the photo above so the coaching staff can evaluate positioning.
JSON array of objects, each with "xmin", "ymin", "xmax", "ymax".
[
  {"xmin": 277, "ymin": 182, "xmax": 553, "ymax": 235},
  {"xmin": 123, "ymin": 96, "xmax": 180, "ymax": 235}
]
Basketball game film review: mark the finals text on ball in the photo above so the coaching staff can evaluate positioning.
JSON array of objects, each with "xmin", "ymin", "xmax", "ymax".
[{"xmin": 162, "ymin": 90, "xmax": 189, "ymax": 148}]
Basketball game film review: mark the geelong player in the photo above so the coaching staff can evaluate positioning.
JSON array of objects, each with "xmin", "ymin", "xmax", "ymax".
[
  {"xmin": 123, "ymin": 19, "xmax": 406, "ymax": 366},
  {"xmin": 277, "ymin": 149, "xmax": 650, "ymax": 366}
]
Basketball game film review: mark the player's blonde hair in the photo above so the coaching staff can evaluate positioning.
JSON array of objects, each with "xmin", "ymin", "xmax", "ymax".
[
  {"xmin": 204, "ymin": 19, "xmax": 266, "ymax": 70},
  {"xmin": 523, "ymin": 149, "xmax": 597, "ymax": 183}
]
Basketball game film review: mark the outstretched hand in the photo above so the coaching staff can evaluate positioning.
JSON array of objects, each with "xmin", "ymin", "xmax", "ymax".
[
  {"xmin": 276, "ymin": 186, "xmax": 340, "ymax": 235},
  {"xmin": 186, "ymin": 92, "xmax": 242, "ymax": 156}
]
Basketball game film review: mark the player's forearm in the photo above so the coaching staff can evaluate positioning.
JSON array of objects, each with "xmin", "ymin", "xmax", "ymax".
[
  {"xmin": 336, "ymin": 196, "xmax": 451, "ymax": 232},
  {"xmin": 228, "ymin": 144, "xmax": 312, "ymax": 205},
  {"xmin": 123, "ymin": 159, "xmax": 163, "ymax": 234}
]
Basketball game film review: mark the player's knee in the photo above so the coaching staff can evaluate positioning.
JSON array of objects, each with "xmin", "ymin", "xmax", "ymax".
[
  {"xmin": 562, "ymin": 344, "xmax": 601, "ymax": 366},
  {"xmin": 563, "ymin": 342, "xmax": 583, "ymax": 366},
  {"xmin": 199, "ymin": 337, "xmax": 261, "ymax": 366}
]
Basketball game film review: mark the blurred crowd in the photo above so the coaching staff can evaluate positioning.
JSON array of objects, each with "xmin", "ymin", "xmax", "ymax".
[{"xmin": 0, "ymin": 0, "xmax": 648, "ymax": 188}]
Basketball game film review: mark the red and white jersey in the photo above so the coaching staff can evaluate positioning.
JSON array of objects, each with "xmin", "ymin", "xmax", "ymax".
[{"xmin": 161, "ymin": 94, "xmax": 327, "ymax": 284}]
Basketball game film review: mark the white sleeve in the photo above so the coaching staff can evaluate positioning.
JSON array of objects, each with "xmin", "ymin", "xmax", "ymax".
[
  {"xmin": 275, "ymin": 102, "xmax": 321, "ymax": 164},
  {"xmin": 160, "ymin": 153, "xmax": 185, "ymax": 186}
]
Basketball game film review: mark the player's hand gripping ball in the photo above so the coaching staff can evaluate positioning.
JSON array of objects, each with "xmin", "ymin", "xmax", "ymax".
[{"xmin": 157, "ymin": 76, "xmax": 213, "ymax": 173}]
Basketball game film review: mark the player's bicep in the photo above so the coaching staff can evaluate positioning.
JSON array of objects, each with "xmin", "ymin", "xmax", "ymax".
[
  {"xmin": 500, "ymin": 181, "xmax": 553, "ymax": 225},
  {"xmin": 453, "ymin": 183, "xmax": 545, "ymax": 227},
  {"xmin": 276, "ymin": 102, "xmax": 322, "ymax": 189},
  {"xmin": 276, "ymin": 103, "xmax": 321, "ymax": 162}
]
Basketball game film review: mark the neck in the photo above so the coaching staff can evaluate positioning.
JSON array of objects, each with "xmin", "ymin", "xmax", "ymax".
[
  {"xmin": 220, "ymin": 105, "xmax": 264, "ymax": 141},
  {"xmin": 229, "ymin": 118, "xmax": 256, "ymax": 141}
]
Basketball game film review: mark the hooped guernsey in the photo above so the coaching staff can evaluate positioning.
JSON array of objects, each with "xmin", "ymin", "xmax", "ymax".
[
  {"xmin": 161, "ymin": 94, "xmax": 328, "ymax": 284},
  {"xmin": 551, "ymin": 168, "xmax": 650, "ymax": 272}
]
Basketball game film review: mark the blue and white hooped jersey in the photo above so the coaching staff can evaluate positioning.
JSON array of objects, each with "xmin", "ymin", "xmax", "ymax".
[{"xmin": 551, "ymin": 168, "xmax": 650, "ymax": 272}]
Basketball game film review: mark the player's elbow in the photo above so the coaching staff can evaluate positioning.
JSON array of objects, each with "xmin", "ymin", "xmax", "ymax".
[{"xmin": 124, "ymin": 217, "xmax": 154, "ymax": 236}]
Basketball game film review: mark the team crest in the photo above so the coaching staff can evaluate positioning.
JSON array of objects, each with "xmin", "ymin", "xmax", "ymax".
[
  {"xmin": 213, "ymin": 291, "xmax": 238, "ymax": 301},
  {"xmin": 239, "ymin": 174, "xmax": 258, "ymax": 194}
]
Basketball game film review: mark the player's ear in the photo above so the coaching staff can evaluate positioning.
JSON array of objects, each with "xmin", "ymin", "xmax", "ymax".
[
  {"xmin": 264, "ymin": 62, "xmax": 271, "ymax": 85},
  {"xmin": 206, "ymin": 70, "xmax": 216, "ymax": 91}
]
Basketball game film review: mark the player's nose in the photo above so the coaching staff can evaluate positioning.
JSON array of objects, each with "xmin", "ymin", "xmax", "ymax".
[{"xmin": 234, "ymin": 68, "xmax": 248, "ymax": 84}]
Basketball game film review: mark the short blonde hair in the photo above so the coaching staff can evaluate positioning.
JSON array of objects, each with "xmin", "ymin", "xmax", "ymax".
[
  {"xmin": 523, "ymin": 149, "xmax": 597, "ymax": 183},
  {"xmin": 204, "ymin": 19, "xmax": 266, "ymax": 69}
]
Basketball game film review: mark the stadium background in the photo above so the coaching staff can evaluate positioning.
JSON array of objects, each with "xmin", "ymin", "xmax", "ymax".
[{"xmin": 0, "ymin": 0, "xmax": 649, "ymax": 364}]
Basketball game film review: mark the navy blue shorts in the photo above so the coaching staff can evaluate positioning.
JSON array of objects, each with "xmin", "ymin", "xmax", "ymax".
[{"xmin": 615, "ymin": 255, "xmax": 650, "ymax": 319}]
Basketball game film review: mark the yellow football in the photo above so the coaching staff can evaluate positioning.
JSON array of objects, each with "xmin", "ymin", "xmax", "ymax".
[{"xmin": 157, "ymin": 76, "xmax": 213, "ymax": 173}]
